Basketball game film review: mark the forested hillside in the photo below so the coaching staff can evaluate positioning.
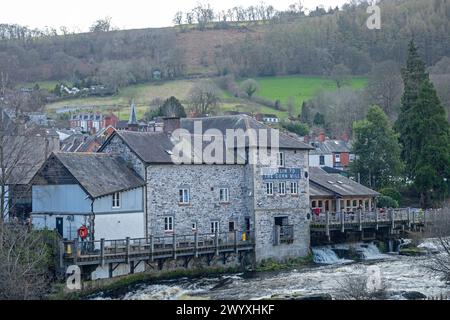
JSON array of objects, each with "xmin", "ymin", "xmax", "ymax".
[{"xmin": 0, "ymin": 0, "xmax": 449, "ymax": 87}]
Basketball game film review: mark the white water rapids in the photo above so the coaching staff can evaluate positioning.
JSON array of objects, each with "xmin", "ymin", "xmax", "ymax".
[{"xmin": 90, "ymin": 241, "xmax": 450, "ymax": 300}]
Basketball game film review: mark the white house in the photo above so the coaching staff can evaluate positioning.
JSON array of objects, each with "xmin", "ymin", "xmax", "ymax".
[{"xmin": 30, "ymin": 153, "xmax": 146, "ymax": 241}]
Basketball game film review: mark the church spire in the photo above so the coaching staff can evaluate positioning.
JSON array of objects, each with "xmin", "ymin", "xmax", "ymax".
[{"xmin": 128, "ymin": 101, "xmax": 138, "ymax": 125}]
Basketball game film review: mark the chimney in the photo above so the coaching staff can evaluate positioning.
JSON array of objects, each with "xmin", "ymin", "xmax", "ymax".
[
  {"xmin": 303, "ymin": 135, "xmax": 310, "ymax": 144},
  {"xmin": 341, "ymin": 132, "xmax": 350, "ymax": 142},
  {"xmin": 163, "ymin": 117, "xmax": 181, "ymax": 134},
  {"xmin": 319, "ymin": 132, "xmax": 326, "ymax": 142}
]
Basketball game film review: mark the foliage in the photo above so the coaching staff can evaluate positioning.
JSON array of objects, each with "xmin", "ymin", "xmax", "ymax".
[
  {"xmin": 379, "ymin": 188, "xmax": 402, "ymax": 204},
  {"xmin": 240, "ymin": 79, "xmax": 259, "ymax": 98},
  {"xmin": 281, "ymin": 121, "xmax": 310, "ymax": 136},
  {"xmin": 188, "ymin": 81, "xmax": 221, "ymax": 116},
  {"xmin": 350, "ymin": 106, "xmax": 404, "ymax": 189},
  {"xmin": 396, "ymin": 41, "xmax": 450, "ymax": 208},
  {"xmin": 377, "ymin": 196, "xmax": 399, "ymax": 209},
  {"xmin": 144, "ymin": 96, "xmax": 187, "ymax": 120}
]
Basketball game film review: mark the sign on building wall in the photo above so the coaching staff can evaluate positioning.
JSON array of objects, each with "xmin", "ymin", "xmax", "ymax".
[{"xmin": 261, "ymin": 168, "xmax": 301, "ymax": 180}]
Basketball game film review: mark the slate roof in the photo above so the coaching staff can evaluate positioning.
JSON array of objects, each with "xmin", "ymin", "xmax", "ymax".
[
  {"xmin": 181, "ymin": 115, "xmax": 312, "ymax": 150},
  {"xmin": 310, "ymin": 140, "xmax": 351, "ymax": 155},
  {"xmin": 309, "ymin": 167, "xmax": 379, "ymax": 198},
  {"xmin": 5, "ymin": 135, "xmax": 60, "ymax": 185},
  {"xmin": 52, "ymin": 152, "xmax": 145, "ymax": 198}
]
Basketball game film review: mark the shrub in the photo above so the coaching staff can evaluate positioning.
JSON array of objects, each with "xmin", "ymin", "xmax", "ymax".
[
  {"xmin": 377, "ymin": 195, "xmax": 399, "ymax": 208},
  {"xmin": 379, "ymin": 188, "xmax": 402, "ymax": 204},
  {"xmin": 282, "ymin": 121, "xmax": 310, "ymax": 136}
]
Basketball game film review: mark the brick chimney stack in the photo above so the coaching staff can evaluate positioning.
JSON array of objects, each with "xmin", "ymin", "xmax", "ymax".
[
  {"xmin": 163, "ymin": 117, "xmax": 181, "ymax": 134},
  {"xmin": 319, "ymin": 132, "xmax": 326, "ymax": 142}
]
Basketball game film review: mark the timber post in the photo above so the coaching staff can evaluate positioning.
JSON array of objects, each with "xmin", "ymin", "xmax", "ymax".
[
  {"xmin": 194, "ymin": 232, "xmax": 199, "ymax": 258},
  {"xmin": 73, "ymin": 239, "xmax": 78, "ymax": 265},
  {"xmin": 390, "ymin": 209, "xmax": 395, "ymax": 233},
  {"xmin": 125, "ymin": 237, "xmax": 130, "ymax": 264},
  {"xmin": 407, "ymin": 207, "xmax": 411, "ymax": 229},
  {"xmin": 149, "ymin": 235, "xmax": 154, "ymax": 262},
  {"xmin": 340, "ymin": 211, "xmax": 345, "ymax": 233},
  {"xmin": 100, "ymin": 238, "xmax": 105, "ymax": 267},
  {"xmin": 325, "ymin": 211, "xmax": 330, "ymax": 240},
  {"xmin": 375, "ymin": 209, "xmax": 379, "ymax": 230},
  {"xmin": 358, "ymin": 209, "xmax": 362, "ymax": 231},
  {"xmin": 215, "ymin": 229, "xmax": 219, "ymax": 256},
  {"xmin": 234, "ymin": 230, "xmax": 238, "ymax": 254},
  {"xmin": 173, "ymin": 233, "xmax": 177, "ymax": 259}
]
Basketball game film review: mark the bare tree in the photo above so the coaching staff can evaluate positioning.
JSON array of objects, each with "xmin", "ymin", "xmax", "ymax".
[
  {"xmin": 188, "ymin": 81, "xmax": 221, "ymax": 117},
  {"xmin": 0, "ymin": 223, "xmax": 52, "ymax": 299},
  {"xmin": 365, "ymin": 61, "xmax": 403, "ymax": 120},
  {"xmin": 336, "ymin": 266, "xmax": 388, "ymax": 300},
  {"xmin": 173, "ymin": 11, "xmax": 184, "ymax": 26},
  {"xmin": 330, "ymin": 64, "xmax": 351, "ymax": 89},
  {"xmin": 422, "ymin": 206, "xmax": 450, "ymax": 283}
]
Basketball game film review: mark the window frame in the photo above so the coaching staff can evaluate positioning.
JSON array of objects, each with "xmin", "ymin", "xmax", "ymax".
[
  {"xmin": 219, "ymin": 187, "xmax": 230, "ymax": 203},
  {"xmin": 112, "ymin": 192, "xmax": 121, "ymax": 209},
  {"xmin": 276, "ymin": 152, "xmax": 285, "ymax": 167},
  {"xmin": 210, "ymin": 221, "xmax": 219, "ymax": 234},
  {"xmin": 164, "ymin": 216, "xmax": 174, "ymax": 232},
  {"xmin": 290, "ymin": 181, "xmax": 299, "ymax": 195},
  {"xmin": 335, "ymin": 153, "xmax": 341, "ymax": 163},
  {"xmin": 179, "ymin": 188, "xmax": 190, "ymax": 204},
  {"xmin": 278, "ymin": 181, "xmax": 286, "ymax": 196},
  {"xmin": 266, "ymin": 182, "xmax": 274, "ymax": 196}
]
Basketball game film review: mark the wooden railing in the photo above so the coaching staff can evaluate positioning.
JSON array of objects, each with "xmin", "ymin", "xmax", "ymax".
[
  {"xmin": 61, "ymin": 230, "xmax": 255, "ymax": 266},
  {"xmin": 310, "ymin": 208, "xmax": 428, "ymax": 236}
]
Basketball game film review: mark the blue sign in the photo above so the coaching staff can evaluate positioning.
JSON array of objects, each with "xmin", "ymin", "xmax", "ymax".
[{"xmin": 262, "ymin": 168, "xmax": 301, "ymax": 180}]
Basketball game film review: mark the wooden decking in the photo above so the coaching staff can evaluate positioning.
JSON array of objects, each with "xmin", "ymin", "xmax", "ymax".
[{"xmin": 61, "ymin": 231, "xmax": 255, "ymax": 267}]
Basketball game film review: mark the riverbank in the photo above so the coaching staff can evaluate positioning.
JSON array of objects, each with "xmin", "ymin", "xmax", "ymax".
[{"xmin": 48, "ymin": 254, "xmax": 315, "ymax": 300}]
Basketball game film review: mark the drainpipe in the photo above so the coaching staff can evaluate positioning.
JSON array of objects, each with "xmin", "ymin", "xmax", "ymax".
[{"xmin": 90, "ymin": 198, "xmax": 95, "ymax": 242}]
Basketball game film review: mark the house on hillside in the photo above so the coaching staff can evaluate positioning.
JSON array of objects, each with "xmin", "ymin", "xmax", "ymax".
[
  {"xmin": 309, "ymin": 167, "xmax": 379, "ymax": 214},
  {"xmin": 70, "ymin": 113, "xmax": 118, "ymax": 133},
  {"xmin": 30, "ymin": 153, "xmax": 145, "ymax": 240},
  {"xmin": 255, "ymin": 113, "xmax": 280, "ymax": 124},
  {"xmin": 309, "ymin": 133, "xmax": 354, "ymax": 171}
]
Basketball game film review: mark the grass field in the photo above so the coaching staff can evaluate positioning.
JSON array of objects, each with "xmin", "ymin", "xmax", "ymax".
[
  {"xmin": 44, "ymin": 75, "xmax": 368, "ymax": 121},
  {"xmin": 250, "ymin": 75, "xmax": 367, "ymax": 111}
]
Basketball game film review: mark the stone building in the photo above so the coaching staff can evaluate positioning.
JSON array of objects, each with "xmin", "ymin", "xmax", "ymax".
[{"xmin": 98, "ymin": 115, "xmax": 313, "ymax": 262}]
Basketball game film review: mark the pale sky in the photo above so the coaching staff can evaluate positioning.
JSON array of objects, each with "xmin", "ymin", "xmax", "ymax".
[{"xmin": 0, "ymin": 0, "xmax": 348, "ymax": 31}]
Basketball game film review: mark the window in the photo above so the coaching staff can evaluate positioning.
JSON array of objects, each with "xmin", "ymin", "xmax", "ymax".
[
  {"xmin": 191, "ymin": 222, "xmax": 197, "ymax": 231},
  {"xmin": 290, "ymin": 182, "xmax": 299, "ymax": 195},
  {"xmin": 319, "ymin": 155, "xmax": 325, "ymax": 166},
  {"xmin": 347, "ymin": 200, "xmax": 351, "ymax": 207},
  {"xmin": 229, "ymin": 221, "xmax": 235, "ymax": 232},
  {"xmin": 219, "ymin": 188, "xmax": 229, "ymax": 203},
  {"xmin": 318, "ymin": 200, "xmax": 323, "ymax": 208},
  {"xmin": 276, "ymin": 152, "xmax": 284, "ymax": 167},
  {"xmin": 312, "ymin": 201, "xmax": 317, "ymax": 208},
  {"xmin": 112, "ymin": 192, "xmax": 121, "ymax": 208},
  {"xmin": 164, "ymin": 217, "xmax": 174, "ymax": 232},
  {"xmin": 279, "ymin": 182, "xmax": 286, "ymax": 195},
  {"xmin": 211, "ymin": 221, "xmax": 219, "ymax": 234},
  {"xmin": 335, "ymin": 154, "xmax": 341, "ymax": 163},
  {"xmin": 179, "ymin": 189, "xmax": 190, "ymax": 204},
  {"xmin": 266, "ymin": 182, "xmax": 274, "ymax": 196}
]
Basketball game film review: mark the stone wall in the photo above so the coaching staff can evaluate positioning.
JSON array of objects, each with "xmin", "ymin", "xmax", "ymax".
[
  {"xmin": 250, "ymin": 148, "xmax": 311, "ymax": 262},
  {"xmin": 146, "ymin": 164, "xmax": 250, "ymax": 238}
]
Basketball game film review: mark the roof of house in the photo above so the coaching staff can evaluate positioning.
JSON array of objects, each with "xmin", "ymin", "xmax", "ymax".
[
  {"xmin": 309, "ymin": 167, "xmax": 379, "ymax": 198},
  {"xmin": 181, "ymin": 115, "xmax": 312, "ymax": 150},
  {"xmin": 5, "ymin": 135, "xmax": 60, "ymax": 185},
  {"xmin": 50, "ymin": 153, "xmax": 145, "ymax": 198},
  {"xmin": 100, "ymin": 115, "xmax": 312, "ymax": 164},
  {"xmin": 309, "ymin": 140, "xmax": 352, "ymax": 155}
]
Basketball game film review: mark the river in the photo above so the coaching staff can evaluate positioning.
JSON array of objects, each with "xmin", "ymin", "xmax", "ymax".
[{"xmin": 90, "ymin": 241, "xmax": 449, "ymax": 300}]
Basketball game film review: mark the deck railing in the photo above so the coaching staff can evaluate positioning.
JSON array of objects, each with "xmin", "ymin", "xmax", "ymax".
[{"xmin": 61, "ymin": 230, "xmax": 255, "ymax": 265}]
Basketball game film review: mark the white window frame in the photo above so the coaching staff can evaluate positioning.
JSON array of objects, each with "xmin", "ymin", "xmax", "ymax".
[
  {"xmin": 164, "ymin": 216, "xmax": 174, "ymax": 232},
  {"xmin": 191, "ymin": 222, "xmax": 197, "ymax": 231},
  {"xmin": 279, "ymin": 182, "xmax": 286, "ymax": 195},
  {"xmin": 211, "ymin": 221, "xmax": 219, "ymax": 234},
  {"xmin": 266, "ymin": 182, "xmax": 274, "ymax": 196},
  {"xmin": 276, "ymin": 152, "xmax": 285, "ymax": 167},
  {"xmin": 179, "ymin": 188, "xmax": 190, "ymax": 204},
  {"xmin": 335, "ymin": 153, "xmax": 341, "ymax": 163},
  {"xmin": 290, "ymin": 181, "xmax": 299, "ymax": 195},
  {"xmin": 112, "ymin": 192, "xmax": 121, "ymax": 209},
  {"xmin": 219, "ymin": 188, "xmax": 230, "ymax": 203}
]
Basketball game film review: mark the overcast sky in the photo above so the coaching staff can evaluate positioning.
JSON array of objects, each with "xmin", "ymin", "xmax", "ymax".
[{"xmin": 0, "ymin": 0, "xmax": 349, "ymax": 31}]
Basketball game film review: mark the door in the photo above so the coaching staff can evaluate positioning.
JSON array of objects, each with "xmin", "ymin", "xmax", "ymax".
[{"xmin": 56, "ymin": 217, "xmax": 64, "ymax": 237}]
